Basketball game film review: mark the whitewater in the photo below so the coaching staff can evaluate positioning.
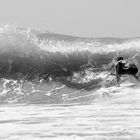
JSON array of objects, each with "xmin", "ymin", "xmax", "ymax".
[{"xmin": 1, "ymin": 25, "xmax": 140, "ymax": 139}]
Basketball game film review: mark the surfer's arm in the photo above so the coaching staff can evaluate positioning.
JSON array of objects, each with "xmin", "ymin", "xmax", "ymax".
[{"xmin": 122, "ymin": 62, "xmax": 129, "ymax": 69}]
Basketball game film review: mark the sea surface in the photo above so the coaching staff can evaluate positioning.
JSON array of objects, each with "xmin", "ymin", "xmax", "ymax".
[
  {"xmin": 0, "ymin": 25, "xmax": 140, "ymax": 139},
  {"xmin": 1, "ymin": 89, "xmax": 140, "ymax": 140}
]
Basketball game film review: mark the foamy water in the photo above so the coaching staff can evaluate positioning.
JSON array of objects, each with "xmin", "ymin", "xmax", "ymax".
[
  {"xmin": 1, "ymin": 87, "xmax": 140, "ymax": 140},
  {"xmin": 0, "ymin": 25, "xmax": 140, "ymax": 140}
]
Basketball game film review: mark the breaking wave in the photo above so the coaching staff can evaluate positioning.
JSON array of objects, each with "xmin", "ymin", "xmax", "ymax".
[{"xmin": 0, "ymin": 25, "xmax": 140, "ymax": 104}]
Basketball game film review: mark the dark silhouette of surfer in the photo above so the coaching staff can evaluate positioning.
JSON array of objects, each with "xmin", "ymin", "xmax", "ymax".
[{"xmin": 115, "ymin": 57, "xmax": 139, "ymax": 86}]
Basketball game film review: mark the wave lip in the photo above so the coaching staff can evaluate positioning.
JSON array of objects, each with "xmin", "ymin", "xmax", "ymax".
[
  {"xmin": 0, "ymin": 25, "xmax": 140, "ymax": 80},
  {"xmin": 0, "ymin": 25, "xmax": 140, "ymax": 104}
]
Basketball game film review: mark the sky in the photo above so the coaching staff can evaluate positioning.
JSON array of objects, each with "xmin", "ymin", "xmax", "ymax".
[{"xmin": 0, "ymin": 0, "xmax": 140, "ymax": 37}]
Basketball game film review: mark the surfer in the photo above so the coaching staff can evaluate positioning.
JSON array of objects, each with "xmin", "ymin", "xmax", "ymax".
[{"xmin": 115, "ymin": 57, "xmax": 139, "ymax": 86}]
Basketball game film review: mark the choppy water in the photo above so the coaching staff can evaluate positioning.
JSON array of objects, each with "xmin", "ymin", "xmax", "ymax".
[
  {"xmin": 1, "ymin": 25, "xmax": 140, "ymax": 139},
  {"xmin": 1, "ymin": 89, "xmax": 140, "ymax": 140}
]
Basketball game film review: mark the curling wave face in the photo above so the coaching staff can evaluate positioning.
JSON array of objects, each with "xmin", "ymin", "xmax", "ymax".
[{"xmin": 0, "ymin": 25, "xmax": 140, "ymax": 104}]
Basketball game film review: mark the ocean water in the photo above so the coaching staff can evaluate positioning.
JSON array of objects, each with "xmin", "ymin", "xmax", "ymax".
[
  {"xmin": 1, "ymin": 88, "xmax": 140, "ymax": 140},
  {"xmin": 0, "ymin": 25, "xmax": 140, "ymax": 139}
]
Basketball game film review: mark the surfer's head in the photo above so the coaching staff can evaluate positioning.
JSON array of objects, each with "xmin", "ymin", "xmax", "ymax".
[{"xmin": 117, "ymin": 57, "xmax": 123, "ymax": 61}]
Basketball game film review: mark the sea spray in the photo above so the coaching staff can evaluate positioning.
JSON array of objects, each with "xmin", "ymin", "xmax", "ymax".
[{"xmin": 0, "ymin": 25, "xmax": 140, "ymax": 104}]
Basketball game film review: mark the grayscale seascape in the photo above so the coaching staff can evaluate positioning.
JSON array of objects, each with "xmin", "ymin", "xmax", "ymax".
[
  {"xmin": 1, "ymin": 0, "xmax": 140, "ymax": 139},
  {"xmin": 0, "ymin": 25, "xmax": 140, "ymax": 140}
]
